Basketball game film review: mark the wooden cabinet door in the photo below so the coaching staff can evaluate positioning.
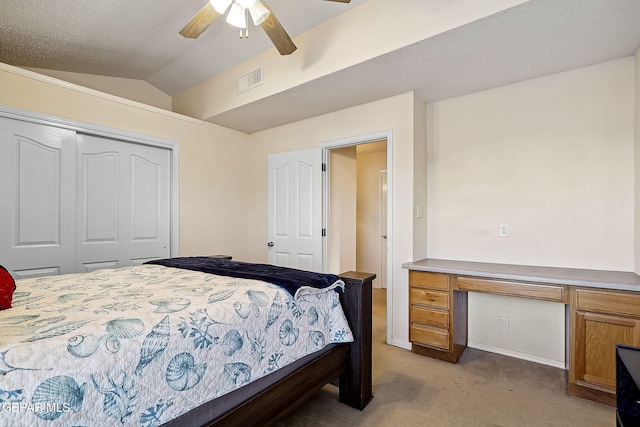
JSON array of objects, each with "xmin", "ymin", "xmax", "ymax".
[{"xmin": 573, "ymin": 311, "xmax": 640, "ymax": 391}]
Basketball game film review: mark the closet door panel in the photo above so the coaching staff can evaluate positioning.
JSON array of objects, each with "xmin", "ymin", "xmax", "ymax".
[
  {"xmin": 83, "ymin": 152, "xmax": 119, "ymax": 242},
  {"xmin": 131, "ymin": 155, "xmax": 161, "ymax": 240},
  {"xmin": 0, "ymin": 117, "xmax": 76, "ymax": 277},
  {"xmin": 17, "ymin": 136, "xmax": 62, "ymax": 244},
  {"xmin": 77, "ymin": 134, "xmax": 170, "ymax": 271},
  {"xmin": 128, "ymin": 146, "xmax": 170, "ymax": 264}
]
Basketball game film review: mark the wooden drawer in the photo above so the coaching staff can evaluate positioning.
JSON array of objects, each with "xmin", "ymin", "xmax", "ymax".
[
  {"xmin": 411, "ymin": 324, "xmax": 449, "ymax": 350},
  {"xmin": 576, "ymin": 289, "xmax": 640, "ymax": 317},
  {"xmin": 411, "ymin": 305, "xmax": 449, "ymax": 328},
  {"xmin": 410, "ymin": 288, "xmax": 449, "ymax": 309},
  {"xmin": 409, "ymin": 271, "xmax": 449, "ymax": 290},
  {"xmin": 457, "ymin": 277, "xmax": 566, "ymax": 303}
]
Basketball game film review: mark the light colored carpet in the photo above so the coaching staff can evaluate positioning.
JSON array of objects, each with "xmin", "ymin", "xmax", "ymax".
[{"xmin": 277, "ymin": 289, "xmax": 615, "ymax": 426}]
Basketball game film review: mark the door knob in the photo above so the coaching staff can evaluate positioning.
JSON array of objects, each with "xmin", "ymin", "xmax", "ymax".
[{"xmin": 267, "ymin": 242, "xmax": 274, "ymax": 247}]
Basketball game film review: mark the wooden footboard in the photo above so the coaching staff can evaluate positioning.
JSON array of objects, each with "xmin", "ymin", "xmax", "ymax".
[
  {"xmin": 169, "ymin": 270, "xmax": 375, "ymax": 427},
  {"xmin": 209, "ymin": 346, "xmax": 350, "ymax": 426},
  {"xmin": 338, "ymin": 271, "xmax": 375, "ymax": 410}
]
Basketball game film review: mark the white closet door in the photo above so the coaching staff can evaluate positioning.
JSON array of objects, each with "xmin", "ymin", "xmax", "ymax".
[
  {"xmin": 76, "ymin": 134, "xmax": 171, "ymax": 272},
  {"xmin": 0, "ymin": 117, "xmax": 77, "ymax": 278}
]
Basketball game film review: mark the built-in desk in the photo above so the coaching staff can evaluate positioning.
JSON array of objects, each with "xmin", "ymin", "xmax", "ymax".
[{"xmin": 402, "ymin": 258, "xmax": 640, "ymax": 407}]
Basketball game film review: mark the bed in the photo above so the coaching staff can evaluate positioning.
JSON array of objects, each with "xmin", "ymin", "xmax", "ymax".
[{"xmin": 0, "ymin": 257, "xmax": 373, "ymax": 426}]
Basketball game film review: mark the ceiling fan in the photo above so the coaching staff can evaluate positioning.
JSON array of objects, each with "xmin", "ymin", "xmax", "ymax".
[{"xmin": 179, "ymin": 0, "xmax": 351, "ymax": 55}]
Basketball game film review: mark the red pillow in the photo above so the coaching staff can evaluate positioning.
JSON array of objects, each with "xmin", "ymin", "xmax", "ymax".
[{"xmin": 0, "ymin": 265, "xmax": 16, "ymax": 309}]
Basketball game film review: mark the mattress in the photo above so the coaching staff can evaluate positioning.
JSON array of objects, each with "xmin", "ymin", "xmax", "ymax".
[{"xmin": 0, "ymin": 264, "xmax": 353, "ymax": 426}]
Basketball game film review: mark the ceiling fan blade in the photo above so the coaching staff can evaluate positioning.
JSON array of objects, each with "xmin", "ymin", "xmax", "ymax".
[
  {"xmin": 260, "ymin": 2, "xmax": 297, "ymax": 55},
  {"xmin": 179, "ymin": 2, "xmax": 221, "ymax": 39}
]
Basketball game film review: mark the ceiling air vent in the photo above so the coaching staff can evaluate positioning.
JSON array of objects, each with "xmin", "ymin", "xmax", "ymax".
[{"xmin": 238, "ymin": 67, "xmax": 263, "ymax": 93}]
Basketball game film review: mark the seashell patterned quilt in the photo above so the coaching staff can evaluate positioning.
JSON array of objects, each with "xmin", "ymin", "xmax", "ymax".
[{"xmin": 0, "ymin": 264, "xmax": 353, "ymax": 426}]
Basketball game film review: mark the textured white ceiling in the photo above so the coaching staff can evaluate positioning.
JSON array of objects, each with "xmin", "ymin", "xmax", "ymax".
[
  {"xmin": 1, "ymin": 0, "xmax": 640, "ymax": 133},
  {"xmin": 0, "ymin": 0, "xmax": 367, "ymax": 95}
]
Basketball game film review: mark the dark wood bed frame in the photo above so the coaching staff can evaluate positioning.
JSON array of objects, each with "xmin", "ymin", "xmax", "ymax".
[{"xmin": 170, "ymin": 271, "xmax": 374, "ymax": 426}]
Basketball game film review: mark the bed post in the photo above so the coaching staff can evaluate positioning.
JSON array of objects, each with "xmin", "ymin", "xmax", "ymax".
[{"xmin": 338, "ymin": 271, "xmax": 375, "ymax": 410}]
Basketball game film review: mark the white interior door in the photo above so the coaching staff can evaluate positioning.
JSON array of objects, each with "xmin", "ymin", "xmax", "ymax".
[
  {"xmin": 0, "ymin": 117, "xmax": 77, "ymax": 278},
  {"xmin": 267, "ymin": 148, "xmax": 323, "ymax": 272},
  {"xmin": 76, "ymin": 134, "xmax": 171, "ymax": 272}
]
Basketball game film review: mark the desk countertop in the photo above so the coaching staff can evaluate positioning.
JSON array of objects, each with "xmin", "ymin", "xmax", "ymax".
[{"xmin": 402, "ymin": 258, "xmax": 640, "ymax": 293}]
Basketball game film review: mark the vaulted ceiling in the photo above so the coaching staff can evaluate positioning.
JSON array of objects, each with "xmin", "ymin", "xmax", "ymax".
[{"xmin": 1, "ymin": 0, "xmax": 640, "ymax": 133}]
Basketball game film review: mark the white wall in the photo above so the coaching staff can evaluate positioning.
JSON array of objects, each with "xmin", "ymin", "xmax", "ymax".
[
  {"xmin": 427, "ymin": 58, "xmax": 634, "ymax": 270},
  {"xmin": 413, "ymin": 95, "xmax": 429, "ymax": 260},
  {"xmin": 468, "ymin": 293, "xmax": 565, "ymax": 367},
  {"xmin": 426, "ymin": 57, "xmax": 635, "ymax": 364}
]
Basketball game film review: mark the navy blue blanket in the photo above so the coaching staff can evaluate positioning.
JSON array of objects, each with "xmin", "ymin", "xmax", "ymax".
[{"xmin": 144, "ymin": 257, "xmax": 343, "ymax": 297}]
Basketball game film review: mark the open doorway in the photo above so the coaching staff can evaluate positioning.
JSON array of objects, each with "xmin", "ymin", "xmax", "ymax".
[
  {"xmin": 322, "ymin": 133, "xmax": 391, "ymax": 345},
  {"xmin": 354, "ymin": 141, "xmax": 387, "ymax": 290}
]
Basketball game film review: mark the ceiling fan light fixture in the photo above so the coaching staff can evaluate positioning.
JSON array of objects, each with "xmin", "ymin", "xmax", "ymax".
[
  {"xmin": 226, "ymin": 2, "xmax": 247, "ymax": 28},
  {"xmin": 249, "ymin": 1, "xmax": 270, "ymax": 25},
  {"xmin": 210, "ymin": 0, "xmax": 232, "ymax": 14}
]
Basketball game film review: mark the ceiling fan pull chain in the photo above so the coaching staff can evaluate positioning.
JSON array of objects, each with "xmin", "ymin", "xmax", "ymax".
[
  {"xmin": 239, "ymin": 9, "xmax": 250, "ymax": 39},
  {"xmin": 245, "ymin": 9, "xmax": 250, "ymax": 38}
]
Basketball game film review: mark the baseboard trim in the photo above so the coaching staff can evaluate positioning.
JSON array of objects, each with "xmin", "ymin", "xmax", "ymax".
[{"xmin": 468, "ymin": 341, "xmax": 565, "ymax": 369}]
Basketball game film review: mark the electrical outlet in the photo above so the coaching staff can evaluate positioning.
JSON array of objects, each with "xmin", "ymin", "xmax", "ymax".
[
  {"xmin": 499, "ymin": 224, "xmax": 509, "ymax": 238},
  {"xmin": 499, "ymin": 316, "xmax": 510, "ymax": 331}
]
